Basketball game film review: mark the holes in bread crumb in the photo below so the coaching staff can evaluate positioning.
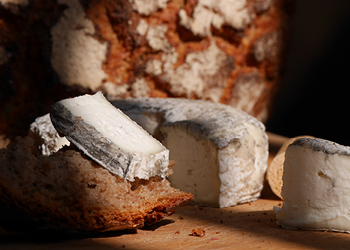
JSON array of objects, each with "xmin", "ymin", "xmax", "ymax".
[
  {"xmin": 44, "ymin": 184, "xmax": 54, "ymax": 190},
  {"xmin": 87, "ymin": 182, "xmax": 97, "ymax": 189},
  {"xmin": 130, "ymin": 177, "xmax": 161, "ymax": 191},
  {"xmin": 130, "ymin": 178, "xmax": 150, "ymax": 191}
]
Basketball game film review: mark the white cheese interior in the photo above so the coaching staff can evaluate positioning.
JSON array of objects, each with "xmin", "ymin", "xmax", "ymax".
[
  {"xmin": 163, "ymin": 124, "xmax": 266, "ymax": 207},
  {"xmin": 59, "ymin": 92, "xmax": 165, "ymax": 156},
  {"xmin": 275, "ymin": 138, "xmax": 350, "ymax": 233},
  {"xmin": 29, "ymin": 113, "xmax": 70, "ymax": 156},
  {"xmin": 163, "ymin": 126, "xmax": 221, "ymax": 206}
]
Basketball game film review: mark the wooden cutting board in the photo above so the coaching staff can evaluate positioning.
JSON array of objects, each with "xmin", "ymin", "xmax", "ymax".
[
  {"xmin": 1, "ymin": 133, "xmax": 350, "ymax": 249},
  {"xmin": 1, "ymin": 199, "xmax": 350, "ymax": 250}
]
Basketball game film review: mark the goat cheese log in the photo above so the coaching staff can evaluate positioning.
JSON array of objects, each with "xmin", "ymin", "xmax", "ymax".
[
  {"xmin": 113, "ymin": 98, "xmax": 268, "ymax": 208},
  {"xmin": 275, "ymin": 138, "xmax": 350, "ymax": 233},
  {"xmin": 0, "ymin": 93, "xmax": 192, "ymax": 232}
]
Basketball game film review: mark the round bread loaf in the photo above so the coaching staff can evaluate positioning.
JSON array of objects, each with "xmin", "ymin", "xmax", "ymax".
[{"xmin": 0, "ymin": 0, "xmax": 292, "ymax": 138}]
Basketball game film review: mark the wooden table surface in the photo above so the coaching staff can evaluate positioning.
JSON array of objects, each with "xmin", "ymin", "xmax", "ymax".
[
  {"xmin": 2, "ymin": 199, "xmax": 350, "ymax": 250},
  {"xmin": 1, "ymin": 133, "xmax": 350, "ymax": 249}
]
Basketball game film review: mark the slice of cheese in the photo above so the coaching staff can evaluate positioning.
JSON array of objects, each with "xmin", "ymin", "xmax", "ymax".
[
  {"xmin": 112, "ymin": 98, "xmax": 268, "ymax": 208},
  {"xmin": 50, "ymin": 92, "xmax": 170, "ymax": 181},
  {"xmin": 275, "ymin": 138, "xmax": 350, "ymax": 233},
  {"xmin": 29, "ymin": 113, "xmax": 70, "ymax": 156},
  {"xmin": 267, "ymin": 135, "xmax": 315, "ymax": 199}
]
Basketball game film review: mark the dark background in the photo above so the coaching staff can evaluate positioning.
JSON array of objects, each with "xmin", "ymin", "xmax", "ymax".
[{"xmin": 266, "ymin": 0, "xmax": 350, "ymax": 146}]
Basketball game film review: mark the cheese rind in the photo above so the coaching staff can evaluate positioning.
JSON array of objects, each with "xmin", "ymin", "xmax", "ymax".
[
  {"xmin": 50, "ymin": 92, "xmax": 170, "ymax": 181},
  {"xmin": 112, "ymin": 98, "xmax": 268, "ymax": 208},
  {"xmin": 275, "ymin": 138, "xmax": 350, "ymax": 233}
]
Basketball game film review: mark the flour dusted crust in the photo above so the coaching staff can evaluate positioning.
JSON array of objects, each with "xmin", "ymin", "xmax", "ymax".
[
  {"xmin": 0, "ymin": 0, "xmax": 292, "ymax": 138},
  {"xmin": 89, "ymin": 0, "xmax": 291, "ymax": 122},
  {"xmin": 50, "ymin": 0, "xmax": 109, "ymax": 91}
]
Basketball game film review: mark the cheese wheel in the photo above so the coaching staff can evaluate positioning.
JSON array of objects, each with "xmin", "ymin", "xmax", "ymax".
[{"xmin": 113, "ymin": 97, "xmax": 268, "ymax": 208}]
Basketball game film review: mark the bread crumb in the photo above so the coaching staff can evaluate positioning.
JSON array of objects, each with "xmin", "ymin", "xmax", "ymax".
[
  {"xmin": 0, "ymin": 136, "xmax": 193, "ymax": 232},
  {"xmin": 191, "ymin": 228, "xmax": 205, "ymax": 237}
]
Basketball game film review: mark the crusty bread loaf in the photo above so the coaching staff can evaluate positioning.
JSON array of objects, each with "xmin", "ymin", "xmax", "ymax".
[
  {"xmin": 0, "ymin": 136, "xmax": 193, "ymax": 232},
  {"xmin": 0, "ymin": 0, "xmax": 292, "ymax": 139}
]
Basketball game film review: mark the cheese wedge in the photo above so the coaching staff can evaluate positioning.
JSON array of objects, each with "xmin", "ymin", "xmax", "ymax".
[
  {"xmin": 112, "ymin": 98, "xmax": 268, "ymax": 208},
  {"xmin": 50, "ymin": 92, "xmax": 170, "ymax": 181},
  {"xmin": 275, "ymin": 138, "xmax": 350, "ymax": 233}
]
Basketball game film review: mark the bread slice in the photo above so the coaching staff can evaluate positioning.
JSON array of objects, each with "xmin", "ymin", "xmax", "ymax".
[{"xmin": 0, "ymin": 136, "xmax": 193, "ymax": 232}]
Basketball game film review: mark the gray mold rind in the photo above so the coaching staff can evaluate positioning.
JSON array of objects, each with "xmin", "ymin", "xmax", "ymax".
[
  {"xmin": 291, "ymin": 138, "xmax": 350, "ymax": 156},
  {"xmin": 50, "ymin": 99, "xmax": 170, "ymax": 182},
  {"xmin": 50, "ymin": 102, "xmax": 131, "ymax": 179},
  {"xmin": 112, "ymin": 98, "xmax": 266, "ymax": 149}
]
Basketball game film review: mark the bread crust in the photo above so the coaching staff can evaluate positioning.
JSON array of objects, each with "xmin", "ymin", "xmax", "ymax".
[
  {"xmin": 0, "ymin": 0, "xmax": 292, "ymax": 139},
  {"xmin": 0, "ymin": 136, "xmax": 193, "ymax": 232}
]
